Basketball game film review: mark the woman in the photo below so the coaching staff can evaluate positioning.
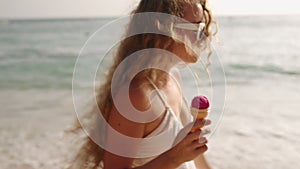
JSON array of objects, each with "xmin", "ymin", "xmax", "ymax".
[{"xmin": 68, "ymin": 0, "xmax": 216, "ymax": 168}]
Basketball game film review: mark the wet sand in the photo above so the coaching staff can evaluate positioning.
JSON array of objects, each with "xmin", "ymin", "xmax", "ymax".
[{"xmin": 1, "ymin": 79, "xmax": 300, "ymax": 169}]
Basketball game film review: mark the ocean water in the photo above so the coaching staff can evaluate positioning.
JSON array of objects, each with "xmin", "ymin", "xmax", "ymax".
[
  {"xmin": 1, "ymin": 16, "xmax": 300, "ymax": 89},
  {"xmin": 0, "ymin": 15, "xmax": 300, "ymax": 169}
]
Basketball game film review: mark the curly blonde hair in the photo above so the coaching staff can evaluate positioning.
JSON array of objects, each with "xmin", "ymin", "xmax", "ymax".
[{"xmin": 67, "ymin": 0, "xmax": 216, "ymax": 168}]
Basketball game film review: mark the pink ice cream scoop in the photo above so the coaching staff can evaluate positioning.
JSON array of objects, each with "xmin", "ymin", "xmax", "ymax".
[{"xmin": 191, "ymin": 95, "xmax": 210, "ymax": 119}]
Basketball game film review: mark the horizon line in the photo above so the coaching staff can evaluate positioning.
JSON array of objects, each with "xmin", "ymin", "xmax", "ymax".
[{"xmin": 1, "ymin": 13, "xmax": 299, "ymax": 21}]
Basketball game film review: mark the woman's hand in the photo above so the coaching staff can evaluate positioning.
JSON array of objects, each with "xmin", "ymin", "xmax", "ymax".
[{"xmin": 166, "ymin": 119, "xmax": 211, "ymax": 166}]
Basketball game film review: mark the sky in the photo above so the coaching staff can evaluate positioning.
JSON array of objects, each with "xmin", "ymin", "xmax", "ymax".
[{"xmin": 0, "ymin": 0, "xmax": 300, "ymax": 19}]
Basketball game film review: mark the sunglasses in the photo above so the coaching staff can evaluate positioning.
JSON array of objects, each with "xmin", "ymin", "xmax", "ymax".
[{"xmin": 174, "ymin": 22, "xmax": 206, "ymax": 41}]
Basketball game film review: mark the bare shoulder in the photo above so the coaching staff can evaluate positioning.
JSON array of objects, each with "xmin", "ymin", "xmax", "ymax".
[
  {"xmin": 128, "ymin": 79, "xmax": 152, "ymax": 111},
  {"xmin": 103, "ymin": 80, "xmax": 152, "ymax": 168},
  {"xmin": 108, "ymin": 78, "xmax": 167, "ymax": 138},
  {"xmin": 107, "ymin": 79, "xmax": 151, "ymax": 137}
]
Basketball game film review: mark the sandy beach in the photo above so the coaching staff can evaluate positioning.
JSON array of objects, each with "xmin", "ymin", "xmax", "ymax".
[
  {"xmin": 207, "ymin": 80, "xmax": 300, "ymax": 169},
  {"xmin": 1, "ymin": 77, "xmax": 299, "ymax": 169},
  {"xmin": 0, "ymin": 89, "xmax": 75, "ymax": 169}
]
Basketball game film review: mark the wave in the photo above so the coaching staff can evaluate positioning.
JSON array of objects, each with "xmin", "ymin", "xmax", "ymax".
[{"xmin": 229, "ymin": 64, "xmax": 300, "ymax": 76}]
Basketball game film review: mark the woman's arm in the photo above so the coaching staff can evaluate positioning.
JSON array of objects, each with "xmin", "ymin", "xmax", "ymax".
[
  {"xmin": 103, "ymin": 104, "xmax": 208, "ymax": 169},
  {"xmin": 103, "ymin": 86, "xmax": 209, "ymax": 169},
  {"xmin": 104, "ymin": 105, "xmax": 208, "ymax": 169}
]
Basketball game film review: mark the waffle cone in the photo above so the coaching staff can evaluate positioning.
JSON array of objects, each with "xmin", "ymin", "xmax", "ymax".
[{"xmin": 191, "ymin": 107, "xmax": 209, "ymax": 119}]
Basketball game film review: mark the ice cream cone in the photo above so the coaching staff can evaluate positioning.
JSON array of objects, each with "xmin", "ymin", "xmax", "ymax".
[
  {"xmin": 191, "ymin": 95, "xmax": 210, "ymax": 119},
  {"xmin": 191, "ymin": 107, "xmax": 209, "ymax": 120}
]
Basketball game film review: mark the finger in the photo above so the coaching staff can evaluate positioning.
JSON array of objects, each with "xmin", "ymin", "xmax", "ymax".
[
  {"xmin": 200, "ymin": 128, "xmax": 211, "ymax": 137},
  {"xmin": 187, "ymin": 130, "xmax": 202, "ymax": 141},
  {"xmin": 204, "ymin": 119, "xmax": 212, "ymax": 126},
  {"xmin": 190, "ymin": 120, "xmax": 205, "ymax": 131},
  {"xmin": 191, "ymin": 137, "xmax": 207, "ymax": 149},
  {"xmin": 191, "ymin": 119, "xmax": 211, "ymax": 131},
  {"xmin": 197, "ymin": 119, "xmax": 211, "ymax": 127},
  {"xmin": 188, "ymin": 130, "xmax": 210, "ymax": 143},
  {"xmin": 198, "ymin": 137, "xmax": 207, "ymax": 144},
  {"xmin": 194, "ymin": 145, "xmax": 208, "ymax": 154}
]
